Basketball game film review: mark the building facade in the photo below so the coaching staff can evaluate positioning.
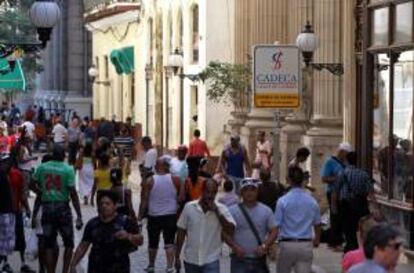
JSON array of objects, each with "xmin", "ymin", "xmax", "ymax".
[
  {"xmin": 86, "ymin": 0, "xmax": 234, "ymax": 154},
  {"xmin": 35, "ymin": 0, "xmax": 92, "ymax": 120}
]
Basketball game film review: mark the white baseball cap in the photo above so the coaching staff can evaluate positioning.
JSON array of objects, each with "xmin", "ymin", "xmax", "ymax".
[{"xmin": 338, "ymin": 142, "xmax": 353, "ymax": 152}]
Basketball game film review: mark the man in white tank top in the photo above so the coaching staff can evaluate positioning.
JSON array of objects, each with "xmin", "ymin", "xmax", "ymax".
[{"xmin": 138, "ymin": 157, "xmax": 183, "ymax": 273}]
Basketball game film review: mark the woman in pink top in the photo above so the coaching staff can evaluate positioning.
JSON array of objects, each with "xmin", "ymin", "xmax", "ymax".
[{"xmin": 342, "ymin": 215, "xmax": 383, "ymax": 272}]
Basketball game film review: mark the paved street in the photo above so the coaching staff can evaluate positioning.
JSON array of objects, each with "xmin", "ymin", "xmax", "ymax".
[{"xmin": 7, "ymin": 161, "xmax": 414, "ymax": 273}]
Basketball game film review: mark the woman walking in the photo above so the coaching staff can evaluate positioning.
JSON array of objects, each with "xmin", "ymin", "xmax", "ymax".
[{"xmin": 77, "ymin": 143, "xmax": 95, "ymax": 205}]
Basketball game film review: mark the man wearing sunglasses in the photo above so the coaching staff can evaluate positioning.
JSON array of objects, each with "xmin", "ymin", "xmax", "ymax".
[{"xmin": 349, "ymin": 224, "xmax": 402, "ymax": 273}]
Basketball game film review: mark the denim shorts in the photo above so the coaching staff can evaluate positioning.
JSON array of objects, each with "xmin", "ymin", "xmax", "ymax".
[{"xmin": 41, "ymin": 202, "xmax": 74, "ymax": 248}]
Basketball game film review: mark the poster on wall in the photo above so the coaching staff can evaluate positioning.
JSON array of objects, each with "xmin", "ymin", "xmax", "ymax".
[{"xmin": 253, "ymin": 45, "xmax": 301, "ymax": 108}]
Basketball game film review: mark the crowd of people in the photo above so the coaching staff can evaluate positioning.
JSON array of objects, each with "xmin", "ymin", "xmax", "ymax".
[{"xmin": 0, "ymin": 102, "xmax": 404, "ymax": 273}]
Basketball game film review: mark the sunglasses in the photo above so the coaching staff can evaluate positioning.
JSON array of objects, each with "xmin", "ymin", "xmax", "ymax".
[{"xmin": 386, "ymin": 242, "xmax": 402, "ymax": 250}]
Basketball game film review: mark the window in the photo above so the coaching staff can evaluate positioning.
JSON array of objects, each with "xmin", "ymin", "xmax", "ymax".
[
  {"xmin": 395, "ymin": 2, "xmax": 413, "ymax": 43},
  {"xmin": 191, "ymin": 5, "xmax": 199, "ymax": 63},
  {"xmin": 169, "ymin": 12, "xmax": 173, "ymax": 53},
  {"xmin": 371, "ymin": 7, "xmax": 389, "ymax": 46}
]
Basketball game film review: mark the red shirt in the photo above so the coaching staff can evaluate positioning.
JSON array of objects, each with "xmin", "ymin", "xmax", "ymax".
[
  {"xmin": 8, "ymin": 134, "xmax": 17, "ymax": 150},
  {"xmin": 188, "ymin": 138, "xmax": 210, "ymax": 157},
  {"xmin": 0, "ymin": 136, "xmax": 8, "ymax": 153},
  {"xmin": 342, "ymin": 248, "xmax": 365, "ymax": 272},
  {"xmin": 8, "ymin": 167, "xmax": 24, "ymax": 212}
]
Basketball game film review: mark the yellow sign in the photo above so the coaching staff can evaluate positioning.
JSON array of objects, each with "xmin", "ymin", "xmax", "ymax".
[{"xmin": 253, "ymin": 45, "xmax": 301, "ymax": 109}]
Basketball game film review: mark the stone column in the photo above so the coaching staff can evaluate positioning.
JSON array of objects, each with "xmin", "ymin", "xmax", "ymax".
[
  {"xmin": 302, "ymin": 0, "xmax": 344, "ymax": 209},
  {"xmin": 343, "ymin": 0, "xmax": 357, "ymax": 145},
  {"xmin": 240, "ymin": 0, "xmax": 289, "ymax": 160}
]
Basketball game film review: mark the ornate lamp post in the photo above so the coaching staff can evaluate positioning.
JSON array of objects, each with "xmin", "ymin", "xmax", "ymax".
[
  {"xmin": 168, "ymin": 49, "xmax": 184, "ymax": 144},
  {"xmin": 296, "ymin": 21, "xmax": 344, "ymax": 76},
  {"xmin": 0, "ymin": 0, "xmax": 61, "ymax": 58}
]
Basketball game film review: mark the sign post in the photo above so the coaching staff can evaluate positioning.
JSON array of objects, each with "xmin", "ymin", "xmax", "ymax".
[{"xmin": 253, "ymin": 45, "xmax": 301, "ymax": 181}]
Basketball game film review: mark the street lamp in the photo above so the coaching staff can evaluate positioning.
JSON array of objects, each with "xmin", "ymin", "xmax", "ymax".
[
  {"xmin": 29, "ymin": 0, "xmax": 61, "ymax": 48},
  {"xmin": 168, "ymin": 49, "xmax": 184, "ymax": 144},
  {"xmin": 88, "ymin": 65, "xmax": 110, "ymax": 85},
  {"xmin": 296, "ymin": 21, "xmax": 343, "ymax": 76},
  {"xmin": 0, "ymin": 0, "xmax": 61, "ymax": 58}
]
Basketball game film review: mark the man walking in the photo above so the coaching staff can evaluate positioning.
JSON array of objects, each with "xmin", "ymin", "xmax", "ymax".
[
  {"xmin": 217, "ymin": 134, "xmax": 251, "ymax": 193},
  {"xmin": 51, "ymin": 116, "xmax": 67, "ymax": 147},
  {"xmin": 275, "ymin": 167, "xmax": 321, "ymax": 273},
  {"xmin": 321, "ymin": 142, "xmax": 351, "ymax": 251},
  {"xmin": 226, "ymin": 178, "xmax": 277, "ymax": 273},
  {"xmin": 176, "ymin": 180, "xmax": 236, "ymax": 273},
  {"xmin": 139, "ymin": 136, "xmax": 158, "ymax": 179},
  {"xmin": 188, "ymin": 129, "xmax": 210, "ymax": 158},
  {"xmin": 333, "ymin": 152, "xmax": 376, "ymax": 253},
  {"xmin": 170, "ymin": 145, "xmax": 189, "ymax": 185},
  {"xmin": 349, "ymin": 224, "xmax": 401, "ymax": 273},
  {"xmin": 31, "ymin": 145, "xmax": 83, "ymax": 273},
  {"xmin": 138, "ymin": 157, "xmax": 182, "ymax": 273}
]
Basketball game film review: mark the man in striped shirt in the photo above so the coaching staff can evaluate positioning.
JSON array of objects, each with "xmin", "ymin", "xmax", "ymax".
[{"xmin": 332, "ymin": 152, "xmax": 376, "ymax": 254}]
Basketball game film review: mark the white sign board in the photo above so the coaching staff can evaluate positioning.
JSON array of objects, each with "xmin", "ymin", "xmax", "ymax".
[{"xmin": 253, "ymin": 45, "xmax": 301, "ymax": 108}]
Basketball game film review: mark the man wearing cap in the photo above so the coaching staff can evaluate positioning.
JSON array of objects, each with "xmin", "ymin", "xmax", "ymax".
[
  {"xmin": 275, "ymin": 167, "xmax": 321, "ymax": 273},
  {"xmin": 225, "ymin": 178, "xmax": 277, "ymax": 273},
  {"xmin": 321, "ymin": 142, "xmax": 352, "ymax": 251},
  {"xmin": 217, "ymin": 134, "xmax": 251, "ymax": 194}
]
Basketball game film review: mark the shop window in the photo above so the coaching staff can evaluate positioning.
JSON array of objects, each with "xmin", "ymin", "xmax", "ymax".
[
  {"xmin": 371, "ymin": 7, "xmax": 389, "ymax": 46},
  {"xmin": 395, "ymin": 2, "xmax": 413, "ymax": 43},
  {"xmin": 372, "ymin": 54, "xmax": 391, "ymax": 196},
  {"xmin": 392, "ymin": 51, "xmax": 414, "ymax": 202}
]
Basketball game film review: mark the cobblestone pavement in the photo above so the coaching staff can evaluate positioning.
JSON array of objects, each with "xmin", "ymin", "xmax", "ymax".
[{"xmin": 7, "ymin": 161, "xmax": 414, "ymax": 273}]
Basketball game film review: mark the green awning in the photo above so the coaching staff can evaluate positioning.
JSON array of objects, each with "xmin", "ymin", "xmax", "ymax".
[
  {"xmin": 0, "ymin": 58, "xmax": 26, "ymax": 92},
  {"xmin": 110, "ymin": 46, "xmax": 134, "ymax": 75}
]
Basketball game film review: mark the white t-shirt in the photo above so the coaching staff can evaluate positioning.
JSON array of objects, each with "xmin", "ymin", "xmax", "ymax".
[
  {"xmin": 21, "ymin": 121, "xmax": 35, "ymax": 139},
  {"xmin": 52, "ymin": 123, "xmax": 68, "ymax": 143},
  {"xmin": 144, "ymin": 148, "xmax": 158, "ymax": 171}
]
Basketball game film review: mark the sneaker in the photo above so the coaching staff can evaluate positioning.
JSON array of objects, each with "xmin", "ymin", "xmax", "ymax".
[
  {"xmin": 144, "ymin": 266, "xmax": 155, "ymax": 273},
  {"xmin": 166, "ymin": 268, "xmax": 174, "ymax": 273},
  {"xmin": 20, "ymin": 265, "xmax": 35, "ymax": 273}
]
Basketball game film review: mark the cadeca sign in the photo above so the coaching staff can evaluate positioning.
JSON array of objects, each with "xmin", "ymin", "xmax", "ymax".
[{"xmin": 253, "ymin": 45, "xmax": 301, "ymax": 108}]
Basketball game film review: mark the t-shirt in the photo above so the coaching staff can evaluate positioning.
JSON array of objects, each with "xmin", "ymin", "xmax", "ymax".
[
  {"xmin": 188, "ymin": 138, "xmax": 210, "ymax": 157},
  {"xmin": 229, "ymin": 203, "xmax": 277, "ymax": 257},
  {"xmin": 342, "ymin": 248, "xmax": 365, "ymax": 272},
  {"xmin": 0, "ymin": 136, "xmax": 8, "ymax": 153},
  {"xmin": 82, "ymin": 214, "xmax": 139, "ymax": 273},
  {"xmin": 320, "ymin": 156, "xmax": 346, "ymax": 193},
  {"xmin": 348, "ymin": 260, "xmax": 388, "ymax": 273},
  {"xmin": 32, "ymin": 161, "xmax": 75, "ymax": 202},
  {"xmin": 21, "ymin": 121, "xmax": 35, "ymax": 139},
  {"xmin": 8, "ymin": 167, "xmax": 24, "ymax": 212},
  {"xmin": 67, "ymin": 127, "xmax": 81, "ymax": 143},
  {"xmin": 218, "ymin": 192, "xmax": 239, "ymax": 207},
  {"xmin": 52, "ymin": 123, "xmax": 67, "ymax": 143},
  {"xmin": 113, "ymin": 136, "xmax": 134, "ymax": 158},
  {"xmin": 94, "ymin": 169, "xmax": 112, "ymax": 190},
  {"xmin": 143, "ymin": 148, "xmax": 157, "ymax": 171},
  {"xmin": 170, "ymin": 157, "xmax": 189, "ymax": 184}
]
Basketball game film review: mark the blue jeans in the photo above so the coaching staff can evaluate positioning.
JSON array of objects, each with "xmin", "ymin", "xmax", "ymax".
[
  {"xmin": 184, "ymin": 260, "xmax": 220, "ymax": 273},
  {"xmin": 231, "ymin": 256, "xmax": 268, "ymax": 273}
]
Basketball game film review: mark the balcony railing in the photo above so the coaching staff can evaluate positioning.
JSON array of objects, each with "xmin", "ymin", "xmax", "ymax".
[{"xmin": 83, "ymin": 0, "xmax": 137, "ymax": 13}]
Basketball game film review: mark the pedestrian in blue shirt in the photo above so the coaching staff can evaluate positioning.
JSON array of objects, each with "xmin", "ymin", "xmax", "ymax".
[
  {"xmin": 320, "ymin": 142, "xmax": 351, "ymax": 251},
  {"xmin": 275, "ymin": 166, "xmax": 321, "ymax": 273},
  {"xmin": 349, "ymin": 224, "xmax": 401, "ymax": 273}
]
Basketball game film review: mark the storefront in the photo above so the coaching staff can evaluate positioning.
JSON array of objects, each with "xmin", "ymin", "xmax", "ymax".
[{"xmin": 359, "ymin": 0, "xmax": 414, "ymax": 251}]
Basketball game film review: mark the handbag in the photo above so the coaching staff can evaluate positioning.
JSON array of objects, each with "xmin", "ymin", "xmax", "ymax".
[{"xmin": 238, "ymin": 204, "xmax": 270, "ymax": 273}]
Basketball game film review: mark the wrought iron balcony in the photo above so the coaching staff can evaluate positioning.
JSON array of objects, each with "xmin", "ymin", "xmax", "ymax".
[{"xmin": 83, "ymin": 0, "xmax": 138, "ymax": 13}]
